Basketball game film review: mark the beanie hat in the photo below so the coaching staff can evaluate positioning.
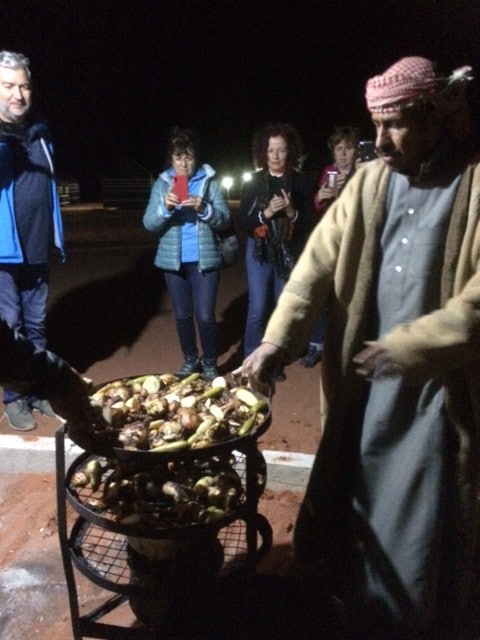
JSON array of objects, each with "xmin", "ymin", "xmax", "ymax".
[{"xmin": 365, "ymin": 56, "xmax": 472, "ymax": 113}]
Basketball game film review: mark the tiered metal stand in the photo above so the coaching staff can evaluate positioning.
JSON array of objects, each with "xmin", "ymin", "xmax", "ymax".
[{"xmin": 56, "ymin": 411, "xmax": 273, "ymax": 640}]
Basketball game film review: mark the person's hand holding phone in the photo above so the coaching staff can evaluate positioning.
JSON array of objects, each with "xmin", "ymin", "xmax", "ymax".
[
  {"xmin": 335, "ymin": 173, "xmax": 347, "ymax": 191},
  {"xmin": 166, "ymin": 174, "xmax": 191, "ymax": 211},
  {"xmin": 280, "ymin": 188, "xmax": 296, "ymax": 218},
  {"xmin": 317, "ymin": 184, "xmax": 335, "ymax": 202},
  {"xmin": 165, "ymin": 190, "xmax": 181, "ymax": 211},
  {"xmin": 264, "ymin": 189, "xmax": 293, "ymax": 219},
  {"xmin": 182, "ymin": 194, "xmax": 205, "ymax": 213}
]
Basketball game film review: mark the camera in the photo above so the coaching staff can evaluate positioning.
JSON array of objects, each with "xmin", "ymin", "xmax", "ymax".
[{"xmin": 358, "ymin": 140, "xmax": 376, "ymax": 162}]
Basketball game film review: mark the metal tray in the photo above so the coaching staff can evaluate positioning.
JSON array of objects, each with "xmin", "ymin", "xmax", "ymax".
[
  {"xmin": 83, "ymin": 373, "xmax": 271, "ymax": 462},
  {"xmin": 65, "ymin": 449, "xmax": 268, "ymax": 537}
]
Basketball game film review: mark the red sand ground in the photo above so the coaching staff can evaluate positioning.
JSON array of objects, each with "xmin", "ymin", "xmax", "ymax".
[{"xmin": 0, "ymin": 473, "xmax": 305, "ymax": 640}]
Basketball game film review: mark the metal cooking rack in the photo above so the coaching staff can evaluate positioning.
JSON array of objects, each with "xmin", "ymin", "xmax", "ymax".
[{"xmin": 56, "ymin": 424, "xmax": 273, "ymax": 639}]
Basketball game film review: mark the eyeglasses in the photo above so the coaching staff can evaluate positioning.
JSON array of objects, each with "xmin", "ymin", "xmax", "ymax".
[{"xmin": 173, "ymin": 154, "xmax": 195, "ymax": 165}]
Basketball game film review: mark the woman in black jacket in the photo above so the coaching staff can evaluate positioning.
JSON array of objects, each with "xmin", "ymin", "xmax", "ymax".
[{"xmin": 239, "ymin": 122, "xmax": 312, "ymax": 380}]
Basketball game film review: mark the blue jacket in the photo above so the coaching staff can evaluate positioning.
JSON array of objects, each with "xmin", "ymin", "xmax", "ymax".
[
  {"xmin": 0, "ymin": 126, "xmax": 64, "ymax": 263},
  {"xmin": 143, "ymin": 163, "xmax": 231, "ymax": 271}
]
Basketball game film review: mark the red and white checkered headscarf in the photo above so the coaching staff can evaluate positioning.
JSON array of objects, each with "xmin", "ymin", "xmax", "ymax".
[{"xmin": 365, "ymin": 56, "xmax": 472, "ymax": 113}]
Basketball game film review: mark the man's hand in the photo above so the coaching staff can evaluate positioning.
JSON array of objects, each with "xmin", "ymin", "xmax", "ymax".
[
  {"xmin": 353, "ymin": 340, "xmax": 404, "ymax": 380},
  {"xmin": 233, "ymin": 342, "xmax": 284, "ymax": 396}
]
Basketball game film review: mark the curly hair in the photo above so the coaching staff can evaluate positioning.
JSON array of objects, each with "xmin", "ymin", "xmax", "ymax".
[
  {"xmin": 0, "ymin": 50, "xmax": 31, "ymax": 80},
  {"xmin": 327, "ymin": 126, "xmax": 360, "ymax": 153},
  {"xmin": 252, "ymin": 122, "xmax": 303, "ymax": 171},
  {"xmin": 166, "ymin": 126, "xmax": 200, "ymax": 165}
]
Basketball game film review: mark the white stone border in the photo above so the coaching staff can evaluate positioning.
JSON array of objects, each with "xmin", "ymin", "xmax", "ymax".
[{"xmin": 0, "ymin": 435, "xmax": 314, "ymax": 492}]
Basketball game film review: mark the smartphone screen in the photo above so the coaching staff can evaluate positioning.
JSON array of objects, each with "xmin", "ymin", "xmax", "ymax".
[
  {"xmin": 327, "ymin": 171, "xmax": 338, "ymax": 188},
  {"xmin": 173, "ymin": 174, "xmax": 189, "ymax": 201},
  {"xmin": 358, "ymin": 141, "xmax": 376, "ymax": 162}
]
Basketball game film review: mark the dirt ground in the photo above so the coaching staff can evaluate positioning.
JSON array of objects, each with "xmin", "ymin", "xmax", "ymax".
[
  {"xmin": 0, "ymin": 473, "xmax": 309, "ymax": 640},
  {"xmin": 0, "ymin": 205, "xmax": 327, "ymax": 639}
]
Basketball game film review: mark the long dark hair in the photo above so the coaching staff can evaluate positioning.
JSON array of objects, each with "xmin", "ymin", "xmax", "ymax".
[{"xmin": 252, "ymin": 122, "xmax": 303, "ymax": 172}]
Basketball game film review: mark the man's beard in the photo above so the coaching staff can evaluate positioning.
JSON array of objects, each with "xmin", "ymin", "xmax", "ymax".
[{"xmin": 0, "ymin": 103, "xmax": 29, "ymax": 124}]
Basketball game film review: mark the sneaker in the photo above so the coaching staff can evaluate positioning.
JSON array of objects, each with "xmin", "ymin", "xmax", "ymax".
[
  {"xmin": 300, "ymin": 346, "xmax": 322, "ymax": 368},
  {"xmin": 5, "ymin": 399, "xmax": 36, "ymax": 431},
  {"xmin": 202, "ymin": 360, "xmax": 219, "ymax": 381},
  {"xmin": 30, "ymin": 398, "xmax": 57, "ymax": 418},
  {"xmin": 176, "ymin": 358, "xmax": 202, "ymax": 378}
]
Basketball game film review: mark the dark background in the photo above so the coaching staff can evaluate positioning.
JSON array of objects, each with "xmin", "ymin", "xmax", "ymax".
[{"xmin": 1, "ymin": 0, "xmax": 479, "ymax": 199}]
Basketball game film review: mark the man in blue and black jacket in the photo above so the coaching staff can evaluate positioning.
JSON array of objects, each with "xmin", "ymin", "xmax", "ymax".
[{"xmin": 0, "ymin": 50, "xmax": 65, "ymax": 430}]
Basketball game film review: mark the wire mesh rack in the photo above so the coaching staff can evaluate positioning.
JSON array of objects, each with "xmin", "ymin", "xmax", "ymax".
[
  {"xmin": 69, "ymin": 514, "xmax": 271, "ymax": 594},
  {"xmin": 56, "ymin": 424, "xmax": 273, "ymax": 639}
]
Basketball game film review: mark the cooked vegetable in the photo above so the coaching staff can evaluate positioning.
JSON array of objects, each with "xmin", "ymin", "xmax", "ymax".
[
  {"xmin": 87, "ymin": 373, "xmax": 269, "ymax": 451},
  {"xmin": 84, "ymin": 459, "xmax": 103, "ymax": 491},
  {"xmin": 70, "ymin": 454, "xmax": 246, "ymax": 528},
  {"xmin": 150, "ymin": 440, "xmax": 189, "ymax": 453},
  {"xmin": 233, "ymin": 387, "xmax": 259, "ymax": 408}
]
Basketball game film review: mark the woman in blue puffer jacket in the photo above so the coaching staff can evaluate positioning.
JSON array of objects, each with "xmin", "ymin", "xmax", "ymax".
[{"xmin": 143, "ymin": 127, "xmax": 231, "ymax": 380}]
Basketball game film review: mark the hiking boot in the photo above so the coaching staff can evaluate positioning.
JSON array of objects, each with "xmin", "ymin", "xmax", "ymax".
[
  {"xmin": 202, "ymin": 360, "xmax": 219, "ymax": 381},
  {"xmin": 300, "ymin": 345, "xmax": 322, "ymax": 368},
  {"xmin": 30, "ymin": 398, "xmax": 56, "ymax": 418},
  {"xmin": 5, "ymin": 399, "xmax": 36, "ymax": 431},
  {"xmin": 176, "ymin": 358, "xmax": 202, "ymax": 378}
]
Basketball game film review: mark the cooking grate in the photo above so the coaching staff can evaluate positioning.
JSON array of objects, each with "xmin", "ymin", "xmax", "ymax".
[
  {"xmin": 69, "ymin": 515, "xmax": 270, "ymax": 594},
  {"xmin": 66, "ymin": 449, "xmax": 267, "ymax": 538}
]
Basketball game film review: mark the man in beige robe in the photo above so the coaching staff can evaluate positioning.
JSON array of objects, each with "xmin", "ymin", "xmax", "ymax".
[{"xmin": 241, "ymin": 57, "xmax": 479, "ymax": 639}]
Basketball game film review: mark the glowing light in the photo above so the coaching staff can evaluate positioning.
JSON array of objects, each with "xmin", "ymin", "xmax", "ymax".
[
  {"xmin": 242, "ymin": 171, "xmax": 252, "ymax": 182},
  {"xmin": 221, "ymin": 176, "xmax": 234, "ymax": 190},
  {"xmin": 221, "ymin": 176, "xmax": 234, "ymax": 198}
]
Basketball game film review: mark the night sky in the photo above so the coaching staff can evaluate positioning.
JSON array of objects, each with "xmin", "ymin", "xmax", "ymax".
[{"xmin": 1, "ymin": 0, "xmax": 480, "ymax": 198}]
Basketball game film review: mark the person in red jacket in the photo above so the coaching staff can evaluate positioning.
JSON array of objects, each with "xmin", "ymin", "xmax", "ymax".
[
  {"xmin": 301, "ymin": 126, "xmax": 361, "ymax": 367},
  {"xmin": 313, "ymin": 125, "xmax": 360, "ymax": 216}
]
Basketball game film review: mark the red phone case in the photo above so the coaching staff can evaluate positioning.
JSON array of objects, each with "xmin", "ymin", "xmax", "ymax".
[{"xmin": 173, "ymin": 175, "xmax": 189, "ymax": 201}]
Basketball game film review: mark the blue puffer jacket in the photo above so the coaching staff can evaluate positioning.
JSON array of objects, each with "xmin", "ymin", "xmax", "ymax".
[
  {"xmin": 143, "ymin": 164, "xmax": 231, "ymax": 271},
  {"xmin": 0, "ymin": 126, "xmax": 64, "ymax": 263}
]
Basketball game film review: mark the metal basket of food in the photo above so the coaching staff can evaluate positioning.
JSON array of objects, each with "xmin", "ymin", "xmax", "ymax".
[
  {"xmin": 65, "ymin": 372, "xmax": 271, "ymax": 536},
  {"xmin": 67, "ymin": 447, "xmax": 268, "ymax": 536},
  {"xmin": 87, "ymin": 372, "xmax": 271, "ymax": 462}
]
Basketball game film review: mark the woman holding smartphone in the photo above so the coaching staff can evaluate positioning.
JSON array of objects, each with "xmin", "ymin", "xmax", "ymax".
[
  {"xmin": 313, "ymin": 125, "xmax": 360, "ymax": 216},
  {"xmin": 301, "ymin": 126, "xmax": 361, "ymax": 368},
  {"xmin": 143, "ymin": 126, "xmax": 231, "ymax": 380},
  {"xmin": 239, "ymin": 122, "xmax": 312, "ymax": 381}
]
